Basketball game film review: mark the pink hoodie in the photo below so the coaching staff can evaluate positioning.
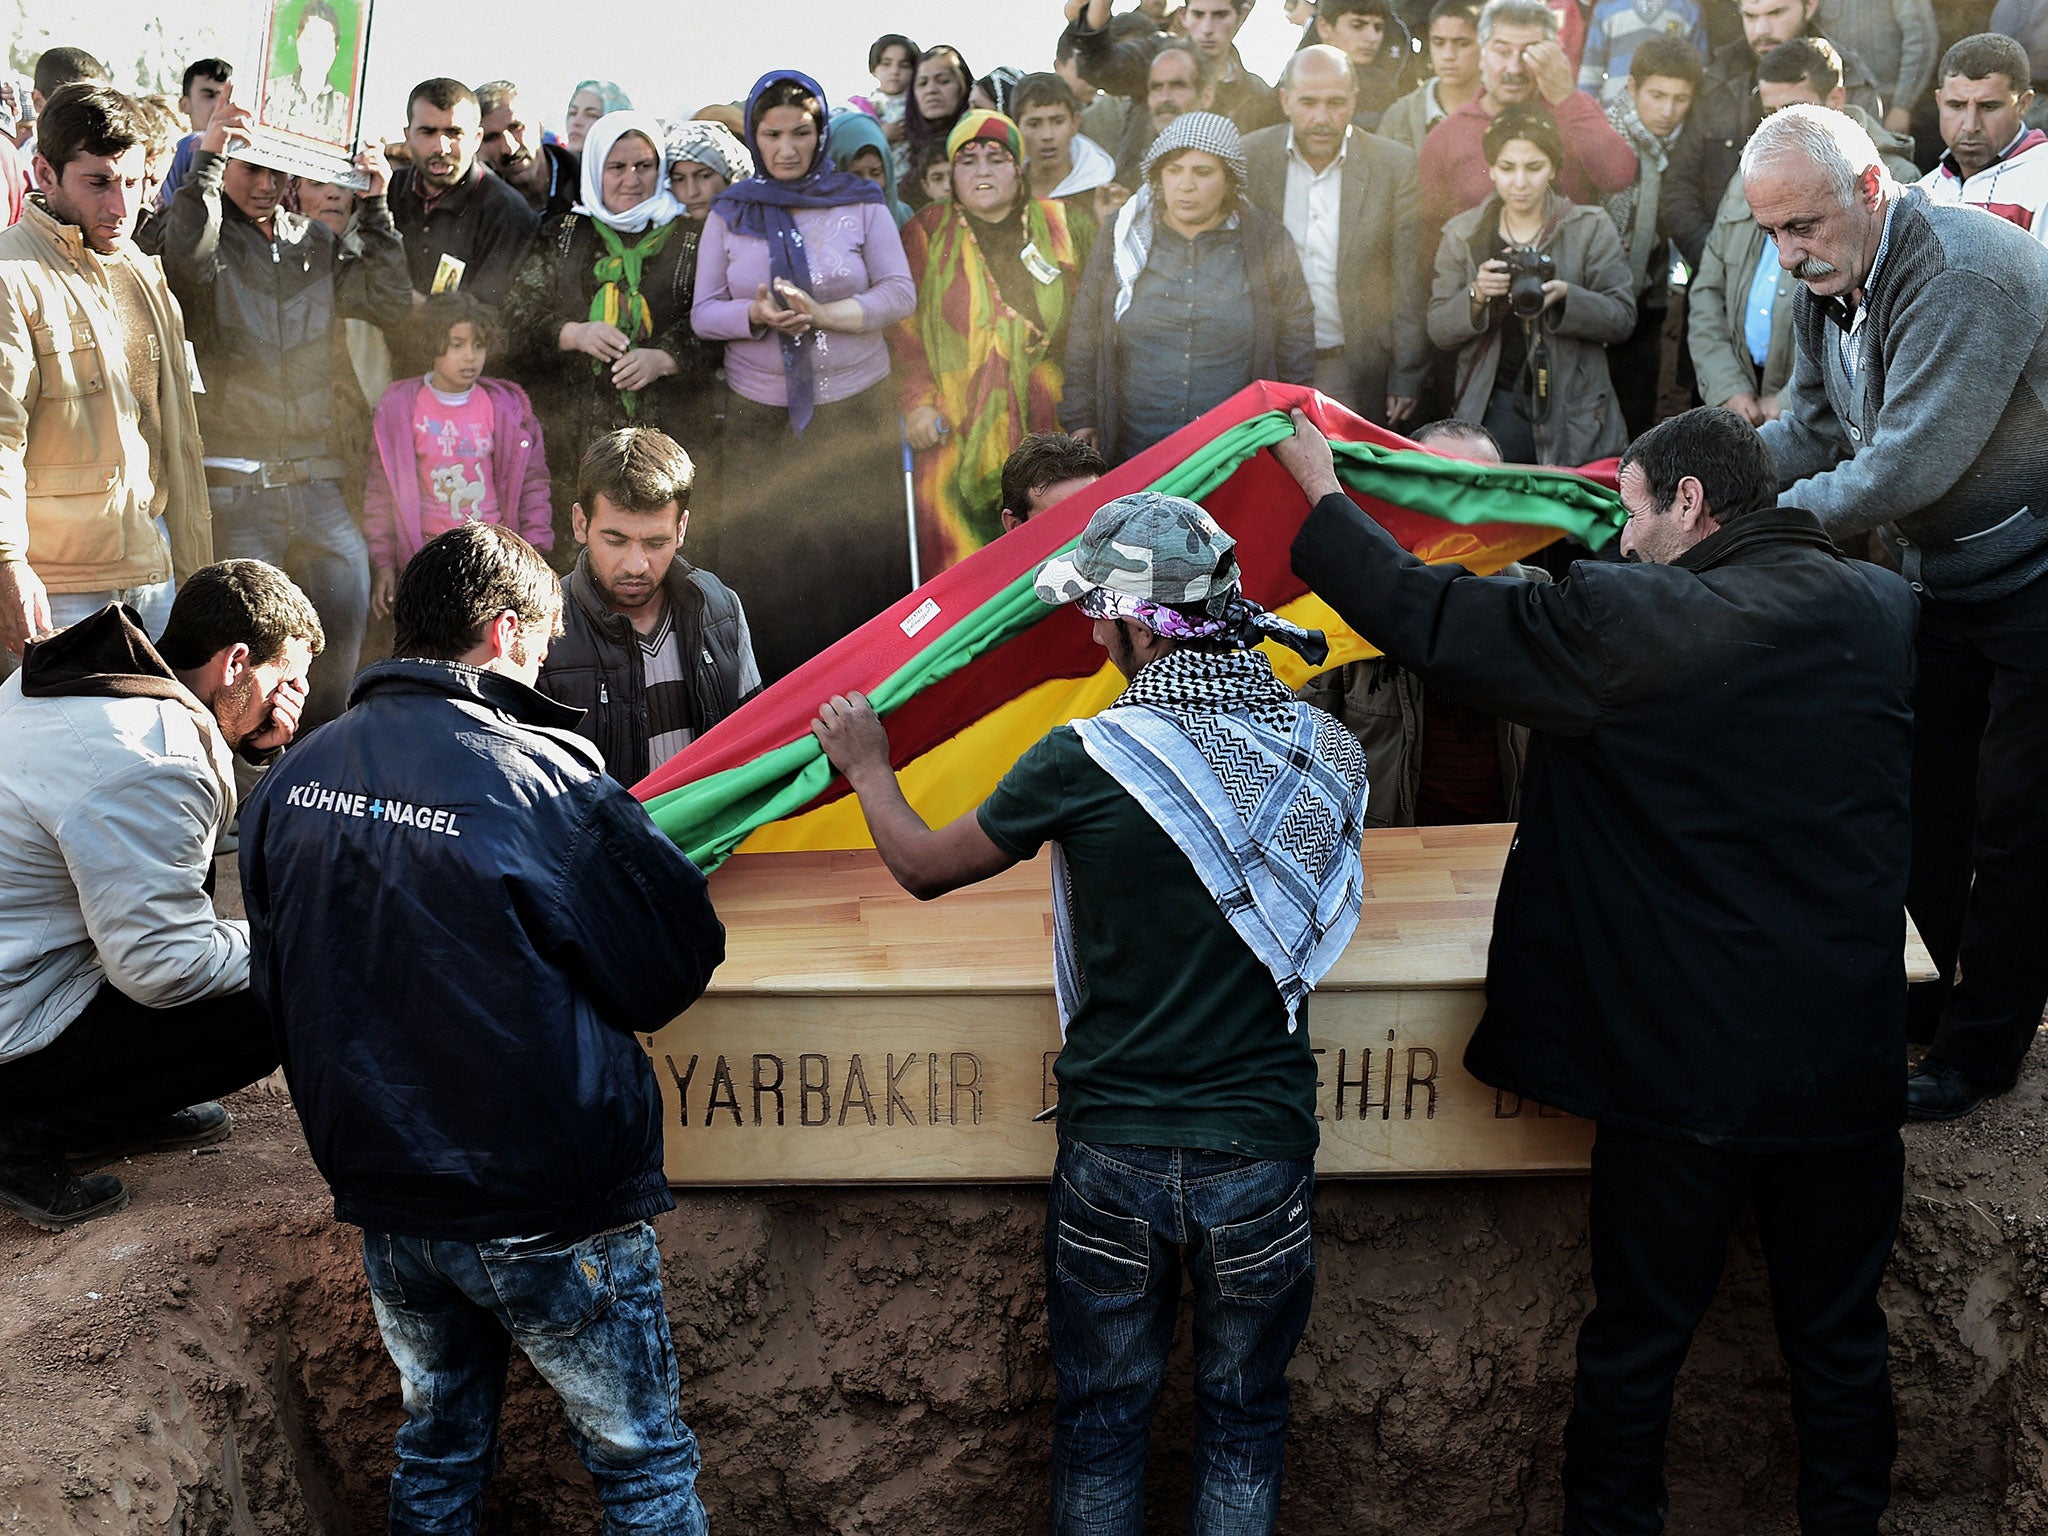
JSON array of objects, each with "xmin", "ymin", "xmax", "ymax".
[{"xmin": 364, "ymin": 375, "xmax": 555, "ymax": 571}]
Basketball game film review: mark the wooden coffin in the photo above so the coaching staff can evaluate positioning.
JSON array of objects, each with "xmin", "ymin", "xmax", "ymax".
[{"xmin": 643, "ymin": 824, "xmax": 1935, "ymax": 1186}]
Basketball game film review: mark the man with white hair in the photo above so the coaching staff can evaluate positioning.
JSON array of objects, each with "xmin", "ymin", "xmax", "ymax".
[{"xmin": 1747, "ymin": 103, "xmax": 2048, "ymax": 1123}]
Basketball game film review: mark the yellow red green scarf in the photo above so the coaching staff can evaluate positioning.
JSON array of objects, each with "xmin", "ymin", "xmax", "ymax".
[
  {"xmin": 589, "ymin": 218, "xmax": 677, "ymax": 417},
  {"xmin": 907, "ymin": 196, "xmax": 1082, "ymax": 565}
]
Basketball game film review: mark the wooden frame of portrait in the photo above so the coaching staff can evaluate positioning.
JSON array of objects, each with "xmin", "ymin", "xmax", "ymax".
[{"xmin": 234, "ymin": 0, "xmax": 375, "ymax": 189}]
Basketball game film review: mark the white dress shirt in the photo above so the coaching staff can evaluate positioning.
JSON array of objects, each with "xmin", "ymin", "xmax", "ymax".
[{"xmin": 1282, "ymin": 129, "xmax": 1347, "ymax": 351}]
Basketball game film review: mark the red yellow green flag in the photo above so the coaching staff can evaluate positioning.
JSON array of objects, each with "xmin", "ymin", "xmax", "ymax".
[{"xmin": 635, "ymin": 382, "xmax": 1624, "ymax": 870}]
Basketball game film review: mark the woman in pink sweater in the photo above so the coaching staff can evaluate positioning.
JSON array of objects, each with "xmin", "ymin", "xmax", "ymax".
[{"xmin": 692, "ymin": 69, "xmax": 916, "ymax": 683}]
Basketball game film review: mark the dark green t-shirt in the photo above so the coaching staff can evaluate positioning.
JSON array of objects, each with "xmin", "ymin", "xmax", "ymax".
[{"xmin": 977, "ymin": 726, "xmax": 1319, "ymax": 1160}]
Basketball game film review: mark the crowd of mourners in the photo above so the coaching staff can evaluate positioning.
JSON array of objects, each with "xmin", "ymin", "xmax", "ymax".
[
  {"xmin": 4, "ymin": 0, "xmax": 2048, "ymax": 1531},
  {"xmin": 8, "ymin": 0, "xmax": 2046, "ymax": 714}
]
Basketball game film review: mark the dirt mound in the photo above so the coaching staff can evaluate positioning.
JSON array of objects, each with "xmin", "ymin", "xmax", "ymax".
[
  {"xmin": 3, "ymin": 860, "xmax": 2039, "ymax": 1533},
  {"xmin": 1, "ymin": 1059, "xmax": 2045, "ymax": 1534}
]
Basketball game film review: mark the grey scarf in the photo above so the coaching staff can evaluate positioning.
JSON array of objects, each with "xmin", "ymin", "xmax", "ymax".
[{"xmin": 1603, "ymin": 95, "xmax": 1682, "ymax": 295}]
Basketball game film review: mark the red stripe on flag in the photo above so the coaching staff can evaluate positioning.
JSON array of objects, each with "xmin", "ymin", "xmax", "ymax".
[{"xmin": 636, "ymin": 382, "xmax": 1616, "ymax": 803}]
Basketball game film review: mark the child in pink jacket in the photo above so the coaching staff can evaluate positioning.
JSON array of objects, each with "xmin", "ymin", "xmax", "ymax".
[{"xmin": 365, "ymin": 293, "xmax": 555, "ymax": 618}]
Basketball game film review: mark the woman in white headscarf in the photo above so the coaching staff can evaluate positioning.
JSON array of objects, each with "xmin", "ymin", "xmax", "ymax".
[{"xmin": 506, "ymin": 110, "xmax": 721, "ymax": 565}]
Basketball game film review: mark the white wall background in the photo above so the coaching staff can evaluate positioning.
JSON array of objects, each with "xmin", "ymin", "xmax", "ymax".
[{"xmin": 5, "ymin": 0, "xmax": 1312, "ymax": 139}]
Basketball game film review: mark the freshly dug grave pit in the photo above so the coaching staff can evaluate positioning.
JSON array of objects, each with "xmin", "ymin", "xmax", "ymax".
[{"xmin": 4, "ymin": 1061, "xmax": 2048, "ymax": 1536}]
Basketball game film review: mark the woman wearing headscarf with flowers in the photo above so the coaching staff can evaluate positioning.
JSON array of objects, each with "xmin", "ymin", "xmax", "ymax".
[
  {"xmin": 1060, "ymin": 111, "xmax": 1316, "ymax": 466},
  {"xmin": 506, "ymin": 109, "xmax": 717, "ymax": 565},
  {"xmin": 692, "ymin": 70, "xmax": 916, "ymax": 684},
  {"xmin": 889, "ymin": 110, "xmax": 1093, "ymax": 572}
]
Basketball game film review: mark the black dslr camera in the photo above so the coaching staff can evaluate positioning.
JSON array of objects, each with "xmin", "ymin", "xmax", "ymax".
[{"xmin": 1502, "ymin": 244, "xmax": 1556, "ymax": 319}]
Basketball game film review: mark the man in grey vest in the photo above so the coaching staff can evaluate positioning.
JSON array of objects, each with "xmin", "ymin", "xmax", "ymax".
[{"xmin": 534, "ymin": 429, "xmax": 759, "ymax": 785}]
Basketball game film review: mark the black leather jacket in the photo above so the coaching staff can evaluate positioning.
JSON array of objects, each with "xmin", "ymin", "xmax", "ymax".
[{"xmin": 162, "ymin": 149, "xmax": 411, "ymax": 464}]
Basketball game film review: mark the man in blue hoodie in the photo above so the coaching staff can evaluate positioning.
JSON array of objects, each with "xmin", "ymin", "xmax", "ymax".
[{"xmin": 241, "ymin": 521, "xmax": 725, "ymax": 1533}]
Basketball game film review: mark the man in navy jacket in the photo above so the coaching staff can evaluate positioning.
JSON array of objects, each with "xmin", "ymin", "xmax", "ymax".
[{"xmin": 241, "ymin": 522, "xmax": 724, "ymax": 1532}]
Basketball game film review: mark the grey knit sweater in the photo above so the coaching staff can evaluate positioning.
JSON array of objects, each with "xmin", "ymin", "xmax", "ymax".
[{"xmin": 1760, "ymin": 187, "xmax": 2048, "ymax": 603}]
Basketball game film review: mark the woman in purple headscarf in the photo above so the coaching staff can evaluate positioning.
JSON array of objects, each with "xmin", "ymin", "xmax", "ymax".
[{"xmin": 692, "ymin": 70, "xmax": 917, "ymax": 684}]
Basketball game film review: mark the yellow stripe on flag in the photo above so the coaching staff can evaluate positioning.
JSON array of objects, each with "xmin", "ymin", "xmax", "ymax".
[{"xmin": 737, "ymin": 523, "xmax": 1557, "ymax": 855}]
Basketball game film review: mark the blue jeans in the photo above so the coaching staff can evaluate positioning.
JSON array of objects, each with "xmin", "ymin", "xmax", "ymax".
[
  {"xmin": 48, "ymin": 577, "xmax": 175, "ymax": 638},
  {"xmin": 360, "ymin": 1222, "xmax": 706, "ymax": 1536},
  {"xmin": 1046, "ymin": 1140, "xmax": 1316, "ymax": 1536},
  {"xmin": 208, "ymin": 479, "xmax": 368, "ymax": 728},
  {"xmin": 0, "ymin": 520, "xmax": 175, "ymax": 681}
]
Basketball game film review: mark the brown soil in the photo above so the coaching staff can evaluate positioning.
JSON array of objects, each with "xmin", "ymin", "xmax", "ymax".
[{"xmin": 1, "ymin": 865, "xmax": 2043, "ymax": 1533}]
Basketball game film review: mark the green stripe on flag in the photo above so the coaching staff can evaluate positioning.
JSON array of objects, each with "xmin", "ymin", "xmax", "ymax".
[{"xmin": 646, "ymin": 412, "xmax": 1622, "ymax": 869}]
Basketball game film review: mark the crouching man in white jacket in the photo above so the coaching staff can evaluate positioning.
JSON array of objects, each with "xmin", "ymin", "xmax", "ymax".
[{"xmin": 0, "ymin": 560, "xmax": 321, "ymax": 1229}]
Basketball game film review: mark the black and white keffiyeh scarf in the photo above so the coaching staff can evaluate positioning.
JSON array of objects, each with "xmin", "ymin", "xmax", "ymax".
[{"xmin": 1053, "ymin": 648, "xmax": 1371, "ymax": 1032}]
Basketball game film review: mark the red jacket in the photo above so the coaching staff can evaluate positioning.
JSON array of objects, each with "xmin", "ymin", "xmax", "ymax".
[
  {"xmin": 1418, "ymin": 90, "xmax": 1638, "ymax": 237},
  {"xmin": 364, "ymin": 374, "xmax": 554, "ymax": 572}
]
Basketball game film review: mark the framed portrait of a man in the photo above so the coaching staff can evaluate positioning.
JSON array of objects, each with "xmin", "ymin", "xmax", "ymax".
[{"xmin": 237, "ymin": 0, "xmax": 373, "ymax": 186}]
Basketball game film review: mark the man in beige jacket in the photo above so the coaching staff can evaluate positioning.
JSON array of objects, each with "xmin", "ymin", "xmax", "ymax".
[{"xmin": 0, "ymin": 82, "xmax": 208, "ymax": 660}]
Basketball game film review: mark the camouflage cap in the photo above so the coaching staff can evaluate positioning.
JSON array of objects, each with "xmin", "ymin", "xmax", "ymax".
[{"xmin": 1034, "ymin": 491, "xmax": 1241, "ymax": 611}]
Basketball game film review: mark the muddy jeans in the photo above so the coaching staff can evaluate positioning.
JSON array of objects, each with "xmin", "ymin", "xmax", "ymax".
[
  {"xmin": 360, "ymin": 1222, "xmax": 705, "ymax": 1536},
  {"xmin": 1046, "ymin": 1139, "xmax": 1316, "ymax": 1536}
]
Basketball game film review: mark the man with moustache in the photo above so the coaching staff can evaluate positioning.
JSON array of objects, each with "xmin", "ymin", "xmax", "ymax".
[
  {"xmin": 474, "ymin": 78, "xmax": 579, "ymax": 221},
  {"xmin": 1417, "ymin": 0, "xmax": 1639, "ymax": 234},
  {"xmin": 162, "ymin": 95, "xmax": 410, "ymax": 729},
  {"xmin": 1746, "ymin": 104, "xmax": 2048, "ymax": 1122},
  {"xmin": 0, "ymin": 84, "xmax": 210, "ymax": 659},
  {"xmin": 535, "ymin": 429, "xmax": 758, "ymax": 785},
  {"xmin": 387, "ymin": 77, "xmax": 538, "ymax": 309}
]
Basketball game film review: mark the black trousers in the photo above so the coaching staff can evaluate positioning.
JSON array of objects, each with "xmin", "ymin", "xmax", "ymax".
[
  {"xmin": 1562, "ymin": 1125, "xmax": 1902, "ymax": 1536},
  {"xmin": 1911, "ymin": 574, "xmax": 2048, "ymax": 1085},
  {"xmin": 0, "ymin": 982, "xmax": 277, "ymax": 1156}
]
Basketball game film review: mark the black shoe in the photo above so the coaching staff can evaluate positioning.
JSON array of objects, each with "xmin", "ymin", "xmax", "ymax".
[
  {"xmin": 0, "ymin": 1155, "xmax": 128, "ymax": 1232},
  {"xmin": 1905, "ymin": 1061, "xmax": 1994, "ymax": 1122},
  {"xmin": 63, "ymin": 1102, "xmax": 232, "ymax": 1170}
]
